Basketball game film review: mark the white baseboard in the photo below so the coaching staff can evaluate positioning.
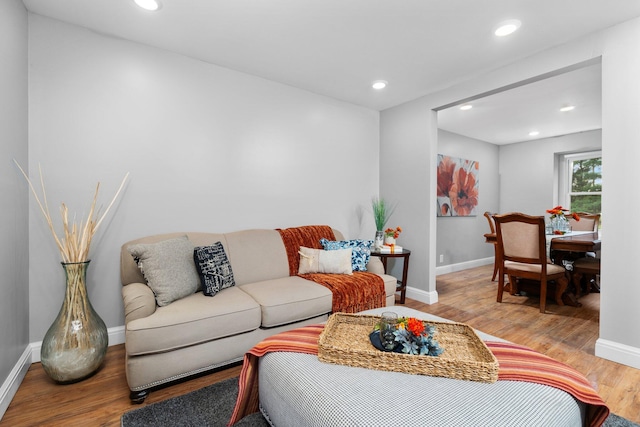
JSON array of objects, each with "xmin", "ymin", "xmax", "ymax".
[
  {"xmin": 0, "ymin": 346, "xmax": 31, "ymax": 421},
  {"xmin": 402, "ymin": 257, "xmax": 494, "ymax": 305},
  {"xmin": 436, "ymin": 257, "xmax": 494, "ymax": 276},
  {"xmin": 595, "ymin": 338, "xmax": 640, "ymax": 370},
  {"xmin": 0, "ymin": 325, "xmax": 126, "ymax": 421},
  {"xmin": 404, "ymin": 286, "xmax": 439, "ymax": 304}
]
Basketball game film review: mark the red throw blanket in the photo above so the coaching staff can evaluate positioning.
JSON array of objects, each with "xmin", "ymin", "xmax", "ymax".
[
  {"xmin": 277, "ymin": 225, "xmax": 386, "ymax": 313},
  {"xmin": 277, "ymin": 225, "xmax": 336, "ymax": 275},
  {"xmin": 301, "ymin": 272, "xmax": 386, "ymax": 313},
  {"xmin": 228, "ymin": 325, "xmax": 610, "ymax": 427},
  {"xmin": 228, "ymin": 324, "xmax": 324, "ymax": 425}
]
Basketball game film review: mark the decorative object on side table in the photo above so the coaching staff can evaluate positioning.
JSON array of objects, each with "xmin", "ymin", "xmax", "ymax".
[
  {"xmin": 547, "ymin": 205, "xmax": 579, "ymax": 234},
  {"xmin": 15, "ymin": 161, "xmax": 129, "ymax": 383},
  {"xmin": 371, "ymin": 197, "xmax": 396, "ymax": 249},
  {"xmin": 383, "ymin": 226, "xmax": 402, "ymax": 246}
]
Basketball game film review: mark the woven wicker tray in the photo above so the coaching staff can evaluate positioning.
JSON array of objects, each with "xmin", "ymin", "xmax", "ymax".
[{"xmin": 318, "ymin": 313, "xmax": 498, "ymax": 383}]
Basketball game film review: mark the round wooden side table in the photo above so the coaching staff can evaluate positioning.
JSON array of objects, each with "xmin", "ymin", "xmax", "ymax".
[{"xmin": 370, "ymin": 249, "xmax": 411, "ymax": 304}]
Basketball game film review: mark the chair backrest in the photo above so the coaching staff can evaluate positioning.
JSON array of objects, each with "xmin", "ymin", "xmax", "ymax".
[
  {"xmin": 483, "ymin": 211, "xmax": 497, "ymax": 234},
  {"xmin": 493, "ymin": 212, "xmax": 547, "ymax": 266},
  {"xmin": 569, "ymin": 212, "xmax": 600, "ymax": 232}
]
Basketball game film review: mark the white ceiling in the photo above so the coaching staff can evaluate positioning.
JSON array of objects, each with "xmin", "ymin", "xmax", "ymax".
[
  {"xmin": 21, "ymin": 0, "xmax": 640, "ymax": 144},
  {"xmin": 438, "ymin": 62, "xmax": 603, "ymax": 144}
]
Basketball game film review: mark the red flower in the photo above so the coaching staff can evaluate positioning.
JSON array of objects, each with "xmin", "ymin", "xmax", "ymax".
[
  {"xmin": 437, "ymin": 156, "xmax": 456, "ymax": 197},
  {"xmin": 384, "ymin": 226, "xmax": 402, "ymax": 239},
  {"xmin": 406, "ymin": 318, "xmax": 425, "ymax": 336},
  {"xmin": 546, "ymin": 206, "xmax": 580, "ymax": 221},
  {"xmin": 449, "ymin": 167, "xmax": 478, "ymax": 216}
]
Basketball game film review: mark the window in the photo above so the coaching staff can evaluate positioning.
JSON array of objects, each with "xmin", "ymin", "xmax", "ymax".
[{"xmin": 561, "ymin": 151, "xmax": 602, "ymax": 215}]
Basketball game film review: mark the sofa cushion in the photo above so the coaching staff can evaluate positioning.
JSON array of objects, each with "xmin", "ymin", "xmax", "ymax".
[
  {"xmin": 320, "ymin": 238, "xmax": 373, "ymax": 271},
  {"xmin": 297, "ymin": 246, "xmax": 352, "ymax": 275},
  {"xmin": 125, "ymin": 286, "xmax": 261, "ymax": 356},
  {"xmin": 379, "ymin": 273, "xmax": 399, "ymax": 299},
  {"xmin": 239, "ymin": 277, "xmax": 332, "ymax": 328},
  {"xmin": 194, "ymin": 242, "xmax": 235, "ymax": 297},
  {"xmin": 223, "ymin": 229, "xmax": 290, "ymax": 285},
  {"xmin": 128, "ymin": 235, "xmax": 200, "ymax": 306}
]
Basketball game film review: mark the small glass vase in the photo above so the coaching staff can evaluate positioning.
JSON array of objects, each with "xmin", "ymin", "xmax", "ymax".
[
  {"xmin": 374, "ymin": 230, "xmax": 384, "ymax": 249},
  {"xmin": 40, "ymin": 260, "xmax": 108, "ymax": 383},
  {"xmin": 551, "ymin": 215, "xmax": 570, "ymax": 233},
  {"xmin": 379, "ymin": 311, "xmax": 398, "ymax": 351}
]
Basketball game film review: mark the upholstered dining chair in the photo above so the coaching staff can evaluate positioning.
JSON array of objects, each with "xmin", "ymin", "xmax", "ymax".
[
  {"xmin": 568, "ymin": 212, "xmax": 601, "ymax": 259},
  {"xmin": 483, "ymin": 211, "xmax": 498, "ymax": 281},
  {"xmin": 572, "ymin": 257, "xmax": 601, "ymax": 296},
  {"xmin": 569, "ymin": 212, "xmax": 600, "ymax": 232},
  {"xmin": 493, "ymin": 212, "xmax": 568, "ymax": 313}
]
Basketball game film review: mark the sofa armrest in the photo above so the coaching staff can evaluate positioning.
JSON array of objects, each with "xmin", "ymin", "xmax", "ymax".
[
  {"xmin": 366, "ymin": 256, "xmax": 385, "ymax": 275},
  {"xmin": 122, "ymin": 283, "xmax": 156, "ymax": 324}
]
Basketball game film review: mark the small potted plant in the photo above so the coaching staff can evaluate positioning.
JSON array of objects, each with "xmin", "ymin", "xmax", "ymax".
[
  {"xmin": 372, "ymin": 197, "xmax": 396, "ymax": 248},
  {"xmin": 384, "ymin": 226, "xmax": 402, "ymax": 245}
]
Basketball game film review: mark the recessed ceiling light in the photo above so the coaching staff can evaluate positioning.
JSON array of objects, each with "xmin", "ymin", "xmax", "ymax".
[
  {"xmin": 134, "ymin": 0, "xmax": 161, "ymax": 11},
  {"xmin": 560, "ymin": 105, "xmax": 575, "ymax": 112},
  {"xmin": 529, "ymin": 131, "xmax": 540, "ymax": 137},
  {"xmin": 494, "ymin": 19, "xmax": 521, "ymax": 37},
  {"xmin": 372, "ymin": 80, "xmax": 388, "ymax": 90},
  {"xmin": 459, "ymin": 104, "xmax": 473, "ymax": 111}
]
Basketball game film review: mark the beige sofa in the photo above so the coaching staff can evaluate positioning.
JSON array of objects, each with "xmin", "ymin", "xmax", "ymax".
[{"xmin": 120, "ymin": 228, "xmax": 397, "ymax": 402}]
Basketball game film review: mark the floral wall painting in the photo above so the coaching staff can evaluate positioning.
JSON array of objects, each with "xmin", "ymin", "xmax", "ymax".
[{"xmin": 437, "ymin": 154, "xmax": 479, "ymax": 217}]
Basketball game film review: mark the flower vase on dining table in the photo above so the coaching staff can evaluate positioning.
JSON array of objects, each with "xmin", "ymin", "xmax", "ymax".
[{"xmin": 551, "ymin": 215, "xmax": 570, "ymax": 234}]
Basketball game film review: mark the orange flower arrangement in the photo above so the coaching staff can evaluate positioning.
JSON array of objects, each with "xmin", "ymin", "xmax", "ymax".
[
  {"xmin": 404, "ymin": 317, "xmax": 425, "ymax": 336},
  {"xmin": 394, "ymin": 317, "xmax": 443, "ymax": 356},
  {"xmin": 384, "ymin": 226, "xmax": 402, "ymax": 239},
  {"xmin": 546, "ymin": 205, "xmax": 580, "ymax": 221}
]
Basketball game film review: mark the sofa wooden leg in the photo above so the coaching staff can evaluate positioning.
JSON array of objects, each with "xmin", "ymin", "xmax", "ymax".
[{"xmin": 130, "ymin": 389, "xmax": 148, "ymax": 404}]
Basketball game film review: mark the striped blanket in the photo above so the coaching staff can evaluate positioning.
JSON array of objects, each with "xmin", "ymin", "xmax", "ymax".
[
  {"xmin": 277, "ymin": 225, "xmax": 386, "ymax": 313},
  {"xmin": 228, "ymin": 325, "xmax": 609, "ymax": 426}
]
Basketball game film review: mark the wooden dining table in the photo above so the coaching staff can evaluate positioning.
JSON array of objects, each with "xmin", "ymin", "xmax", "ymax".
[
  {"xmin": 548, "ymin": 230, "xmax": 601, "ymax": 306},
  {"xmin": 548, "ymin": 231, "xmax": 601, "ymax": 254}
]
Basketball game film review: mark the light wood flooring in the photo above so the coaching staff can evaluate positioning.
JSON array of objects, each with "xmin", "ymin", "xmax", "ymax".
[{"xmin": 2, "ymin": 264, "xmax": 639, "ymax": 425}]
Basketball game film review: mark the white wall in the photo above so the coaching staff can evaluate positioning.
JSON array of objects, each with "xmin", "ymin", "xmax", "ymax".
[
  {"xmin": 499, "ymin": 130, "xmax": 602, "ymax": 215},
  {"xmin": 0, "ymin": 0, "xmax": 29, "ymax": 419},
  {"xmin": 436, "ymin": 130, "xmax": 499, "ymax": 268},
  {"xmin": 0, "ymin": 0, "xmax": 29, "ymax": 416},
  {"xmin": 27, "ymin": 15, "xmax": 380, "ymax": 341},
  {"xmin": 597, "ymin": 17, "xmax": 640, "ymax": 366},
  {"xmin": 381, "ymin": 16, "xmax": 640, "ymax": 368},
  {"xmin": 380, "ymin": 99, "xmax": 437, "ymax": 303}
]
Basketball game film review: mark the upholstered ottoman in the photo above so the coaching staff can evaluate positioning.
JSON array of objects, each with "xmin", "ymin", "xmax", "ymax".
[{"xmin": 257, "ymin": 307, "xmax": 588, "ymax": 427}]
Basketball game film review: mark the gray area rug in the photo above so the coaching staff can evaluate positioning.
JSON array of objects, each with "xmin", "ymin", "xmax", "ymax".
[
  {"xmin": 121, "ymin": 376, "xmax": 637, "ymax": 427},
  {"xmin": 121, "ymin": 377, "xmax": 268, "ymax": 427}
]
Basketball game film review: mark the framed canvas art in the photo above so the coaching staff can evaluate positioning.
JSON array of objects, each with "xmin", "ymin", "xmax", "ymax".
[{"xmin": 437, "ymin": 154, "xmax": 479, "ymax": 217}]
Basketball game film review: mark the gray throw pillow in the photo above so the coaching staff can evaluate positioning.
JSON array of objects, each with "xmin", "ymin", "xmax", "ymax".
[
  {"xmin": 128, "ymin": 235, "xmax": 200, "ymax": 306},
  {"xmin": 194, "ymin": 242, "xmax": 236, "ymax": 297}
]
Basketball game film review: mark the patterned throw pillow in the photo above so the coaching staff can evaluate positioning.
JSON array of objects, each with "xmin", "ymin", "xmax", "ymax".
[
  {"xmin": 194, "ymin": 242, "xmax": 235, "ymax": 297},
  {"xmin": 320, "ymin": 238, "xmax": 373, "ymax": 271},
  {"xmin": 128, "ymin": 235, "xmax": 199, "ymax": 307}
]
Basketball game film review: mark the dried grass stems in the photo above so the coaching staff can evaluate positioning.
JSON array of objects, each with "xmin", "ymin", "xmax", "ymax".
[
  {"xmin": 14, "ymin": 160, "xmax": 129, "ymax": 263},
  {"xmin": 15, "ymin": 161, "xmax": 128, "ymax": 356}
]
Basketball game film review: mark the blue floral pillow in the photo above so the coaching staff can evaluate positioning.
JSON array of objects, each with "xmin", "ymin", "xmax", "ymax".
[{"xmin": 320, "ymin": 238, "xmax": 373, "ymax": 272}]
